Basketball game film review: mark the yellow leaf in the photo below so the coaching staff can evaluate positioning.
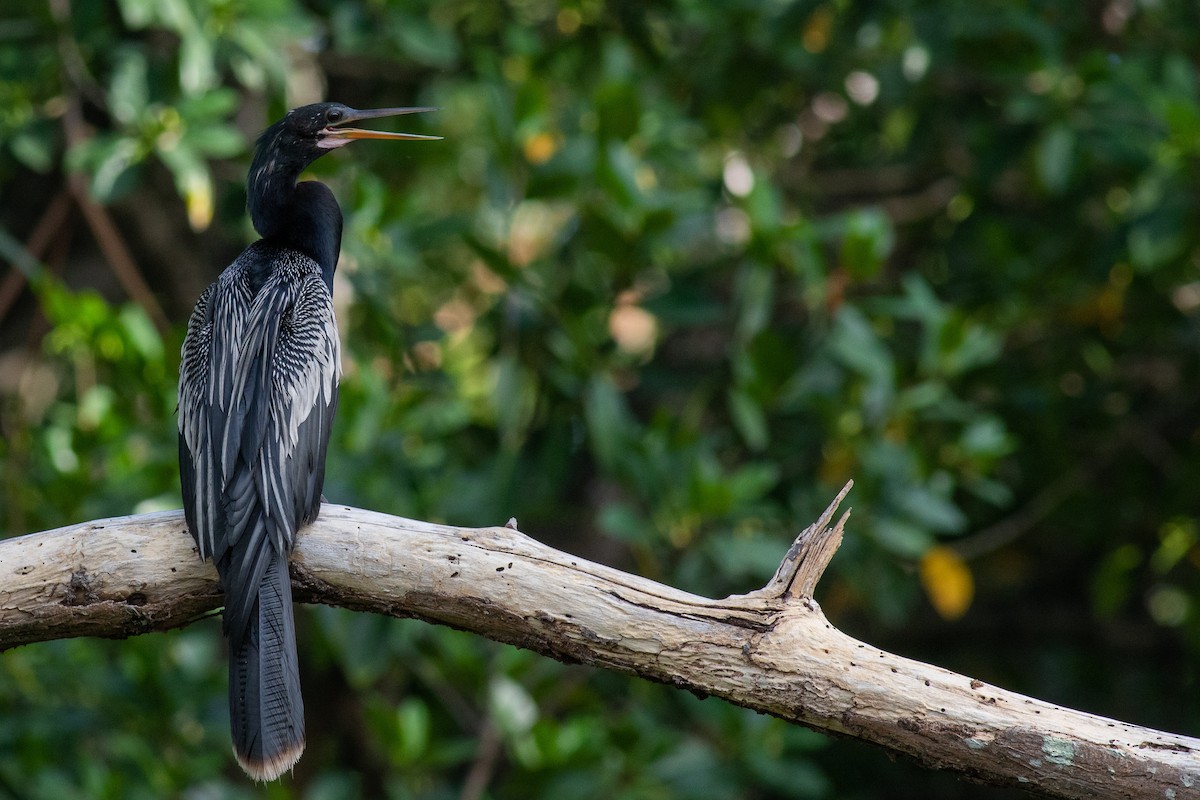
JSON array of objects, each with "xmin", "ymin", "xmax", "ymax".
[
  {"xmin": 920, "ymin": 546, "xmax": 974, "ymax": 620},
  {"xmin": 184, "ymin": 171, "xmax": 213, "ymax": 232},
  {"xmin": 802, "ymin": 6, "xmax": 834, "ymax": 54},
  {"xmin": 523, "ymin": 132, "xmax": 559, "ymax": 165}
]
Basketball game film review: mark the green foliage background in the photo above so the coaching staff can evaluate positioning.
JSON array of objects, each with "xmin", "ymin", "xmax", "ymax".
[{"xmin": 2, "ymin": 1, "xmax": 1199, "ymax": 797}]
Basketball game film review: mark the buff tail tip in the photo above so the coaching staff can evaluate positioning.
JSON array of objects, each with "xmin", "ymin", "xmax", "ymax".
[{"xmin": 234, "ymin": 738, "xmax": 305, "ymax": 782}]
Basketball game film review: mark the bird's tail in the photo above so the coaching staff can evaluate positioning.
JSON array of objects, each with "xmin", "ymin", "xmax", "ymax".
[{"xmin": 228, "ymin": 550, "xmax": 305, "ymax": 781}]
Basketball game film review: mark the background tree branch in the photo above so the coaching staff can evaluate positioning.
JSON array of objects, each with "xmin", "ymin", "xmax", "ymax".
[{"xmin": 2, "ymin": 488, "xmax": 1197, "ymax": 800}]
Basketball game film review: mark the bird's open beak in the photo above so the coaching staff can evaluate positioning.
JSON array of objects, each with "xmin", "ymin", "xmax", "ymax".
[{"xmin": 319, "ymin": 107, "xmax": 441, "ymax": 149}]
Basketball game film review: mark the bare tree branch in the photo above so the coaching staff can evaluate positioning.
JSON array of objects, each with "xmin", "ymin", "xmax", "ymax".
[{"xmin": 1, "ymin": 487, "xmax": 1197, "ymax": 799}]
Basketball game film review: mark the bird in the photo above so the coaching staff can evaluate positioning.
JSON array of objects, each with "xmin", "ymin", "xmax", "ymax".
[{"xmin": 177, "ymin": 102, "xmax": 438, "ymax": 780}]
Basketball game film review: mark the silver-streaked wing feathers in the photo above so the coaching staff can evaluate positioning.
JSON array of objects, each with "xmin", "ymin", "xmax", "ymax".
[
  {"xmin": 218, "ymin": 262, "xmax": 340, "ymax": 639},
  {"xmin": 179, "ymin": 282, "xmax": 221, "ymax": 561},
  {"xmin": 179, "ymin": 247, "xmax": 340, "ymax": 639},
  {"xmin": 179, "ymin": 260, "xmax": 256, "ymax": 562}
]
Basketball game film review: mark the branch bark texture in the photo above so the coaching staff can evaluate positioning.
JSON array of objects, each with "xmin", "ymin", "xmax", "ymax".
[{"xmin": 2, "ymin": 492, "xmax": 1197, "ymax": 799}]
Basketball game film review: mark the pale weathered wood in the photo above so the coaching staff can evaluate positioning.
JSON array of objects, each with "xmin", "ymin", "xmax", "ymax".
[{"xmin": 1, "ymin": 493, "xmax": 1197, "ymax": 799}]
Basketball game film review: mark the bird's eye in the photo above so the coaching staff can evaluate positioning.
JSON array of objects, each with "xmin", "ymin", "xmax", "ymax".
[{"xmin": 327, "ymin": 109, "xmax": 343, "ymax": 122}]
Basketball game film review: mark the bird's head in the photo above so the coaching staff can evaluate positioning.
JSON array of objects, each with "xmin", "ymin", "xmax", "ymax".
[
  {"xmin": 291, "ymin": 102, "xmax": 441, "ymax": 150},
  {"xmin": 253, "ymin": 102, "xmax": 440, "ymax": 176}
]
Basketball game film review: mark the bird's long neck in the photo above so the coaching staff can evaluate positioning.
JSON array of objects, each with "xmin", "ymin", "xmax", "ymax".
[{"xmin": 247, "ymin": 149, "xmax": 343, "ymax": 290}]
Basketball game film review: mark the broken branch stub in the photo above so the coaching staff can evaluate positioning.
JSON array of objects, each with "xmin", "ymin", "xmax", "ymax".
[{"xmin": 761, "ymin": 480, "xmax": 852, "ymax": 600}]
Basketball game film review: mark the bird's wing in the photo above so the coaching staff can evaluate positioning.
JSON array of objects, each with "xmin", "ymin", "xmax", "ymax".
[
  {"xmin": 179, "ymin": 269, "xmax": 255, "ymax": 561},
  {"xmin": 223, "ymin": 267, "xmax": 341, "ymax": 563},
  {"xmin": 179, "ymin": 282, "xmax": 220, "ymax": 560}
]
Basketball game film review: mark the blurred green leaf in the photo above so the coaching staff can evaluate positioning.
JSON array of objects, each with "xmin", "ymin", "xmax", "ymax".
[
  {"xmin": 728, "ymin": 388, "xmax": 769, "ymax": 452},
  {"xmin": 109, "ymin": 49, "xmax": 149, "ymax": 125},
  {"xmin": 1036, "ymin": 124, "xmax": 1074, "ymax": 193},
  {"xmin": 890, "ymin": 483, "xmax": 967, "ymax": 535},
  {"xmin": 872, "ymin": 515, "xmax": 933, "ymax": 558},
  {"xmin": 9, "ymin": 125, "xmax": 57, "ymax": 172},
  {"xmin": 827, "ymin": 306, "xmax": 895, "ymax": 422},
  {"xmin": 839, "ymin": 208, "xmax": 893, "ymax": 281},
  {"xmin": 393, "ymin": 14, "xmax": 460, "ymax": 68},
  {"xmin": 584, "ymin": 374, "xmax": 636, "ymax": 472}
]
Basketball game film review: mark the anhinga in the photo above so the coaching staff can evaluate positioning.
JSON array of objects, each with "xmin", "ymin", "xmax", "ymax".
[{"xmin": 178, "ymin": 103, "xmax": 438, "ymax": 780}]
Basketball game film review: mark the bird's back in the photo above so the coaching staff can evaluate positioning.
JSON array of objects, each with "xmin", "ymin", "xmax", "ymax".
[{"xmin": 179, "ymin": 240, "xmax": 341, "ymax": 581}]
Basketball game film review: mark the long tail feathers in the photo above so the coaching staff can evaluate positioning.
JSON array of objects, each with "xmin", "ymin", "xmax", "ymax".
[{"xmin": 228, "ymin": 552, "xmax": 305, "ymax": 781}]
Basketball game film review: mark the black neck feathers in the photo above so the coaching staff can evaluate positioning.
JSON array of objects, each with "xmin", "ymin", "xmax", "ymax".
[{"xmin": 246, "ymin": 122, "xmax": 343, "ymax": 288}]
